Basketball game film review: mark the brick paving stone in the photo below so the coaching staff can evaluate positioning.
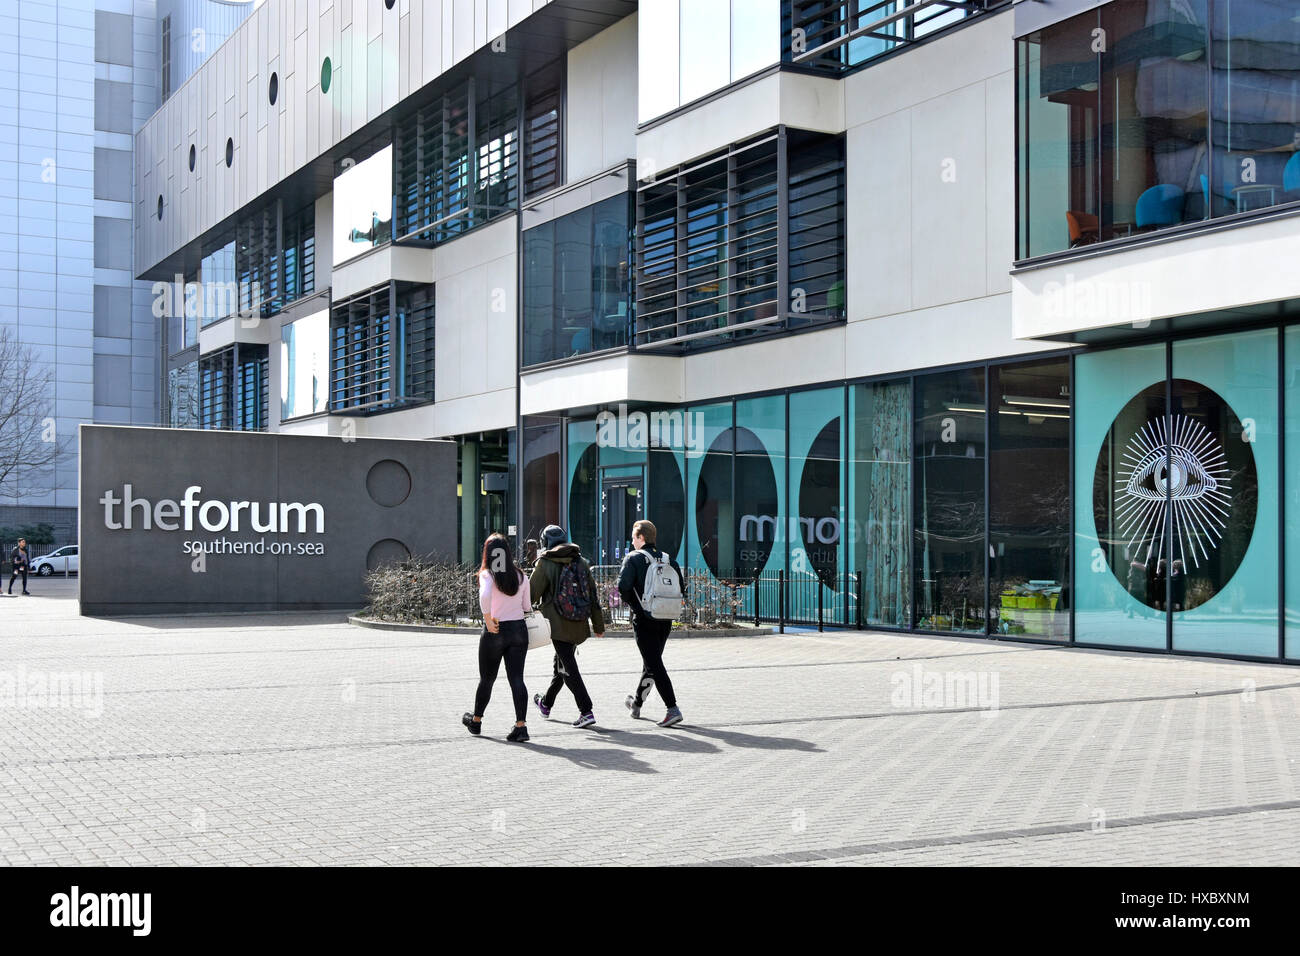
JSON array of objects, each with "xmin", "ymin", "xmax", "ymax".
[{"xmin": 0, "ymin": 579, "xmax": 1298, "ymax": 865}]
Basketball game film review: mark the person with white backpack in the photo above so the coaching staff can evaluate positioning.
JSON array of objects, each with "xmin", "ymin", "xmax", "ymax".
[{"xmin": 617, "ymin": 520, "xmax": 684, "ymax": 727}]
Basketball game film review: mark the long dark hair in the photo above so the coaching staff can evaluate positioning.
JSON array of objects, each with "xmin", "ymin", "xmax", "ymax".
[{"xmin": 480, "ymin": 533, "xmax": 522, "ymax": 596}]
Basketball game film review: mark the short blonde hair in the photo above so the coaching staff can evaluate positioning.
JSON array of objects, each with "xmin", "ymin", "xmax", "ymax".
[{"xmin": 632, "ymin": 519, "xmax": 656, "ymax": 544}]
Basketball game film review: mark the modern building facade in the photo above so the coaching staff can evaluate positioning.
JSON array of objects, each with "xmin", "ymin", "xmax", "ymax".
[
  {"xmin": 134, "ymin": 0, "xmax": 1300, "ymax": 664},
  {"xmin": 0, "ymin": 0, "xmax": 251, "ymax": 544}
]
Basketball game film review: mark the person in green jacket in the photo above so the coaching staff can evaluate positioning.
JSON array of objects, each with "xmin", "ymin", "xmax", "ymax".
[{"xmin": 530, "ymin": 524, "xmax": 604, "ymax": 727}]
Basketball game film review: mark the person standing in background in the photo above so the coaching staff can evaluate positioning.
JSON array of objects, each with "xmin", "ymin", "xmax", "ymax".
[{"xmin": 8, "ymin": 538, "xmax": 30, "ymax": 596}]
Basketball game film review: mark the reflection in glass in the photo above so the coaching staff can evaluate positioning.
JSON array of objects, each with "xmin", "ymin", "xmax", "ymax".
[
  {"xmin": 199, "ymin": 241, "xmax": 236, "ymax": 327},
  {"xmin": 990, "ymin": 360, "xmax": 1070, "ymax": 641},
  {"xmin": 333, "ymin": 145, "xmax": 393, "ymax": 266},
  {"xmin": 1017, "ymin": 0, "xmax": 1300, "ymax": 257},
  {"xmin": 638, "ymin": 0, "xmax": 680, "ymax": 123},
  {"xmin": 167, "ymin": 361, "xmax": 199, "ymax": 428},
  {"xmin": 688, "ymin": 404, "xmax": 734, "ymax": 579},
  {"xmin": 522, "ymin": 194, "xmax": 630, "ymax": 366},
  {"xmin": 521, "ymin": 417, "xmax": 562, "ymax": 546},
  {"xmin": 914, "ymin": 368, "xmax": 985, "ymax": 633},
  {"xmin": 280, "ymin": 310, "xmax": 330, "ymax": 419},
  {"xmin": 567, "ymin": 421, "xmax": 599, "ymax": 562},
  {"xmin": 1210, "ymin": 1, "xmax": 1300, "ymax": 218},
  {"xmin": 850, "ymin": 379, "xmax": 911, "ymax": 628},
  {"xmin": 731, "ymin": 0, "xmax": 779, "ymax": 79},
  {"xmin": 680, "ymin": 0, "xmax": 730, "ymax": 105}
]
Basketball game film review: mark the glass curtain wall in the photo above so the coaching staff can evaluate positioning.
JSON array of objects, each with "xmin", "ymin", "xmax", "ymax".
[
  {"xmin": 914, "ymin": 368, "xmax": 986, "ymax": 633},
  {"xmin": 849, "ymin": 379, "xmax": 912, "ymax": 628},
  {"xmin": 1076, "ymin": 343, "xmax": 1168, "ymax": 648},
  {"xmin": 788, "ymin": 388, "xmax": 842, "ymax": 622},
  {"xmin": 521, "ymin": 416, "xmax": 563, "ymax": 548},
  {"xmin": 1288, "ymin": 325, "xmax": 1300, "ymax": 659},
  {"xmin": 1018, "ymin": 0, "xmax": 1300, "ymax": 258},
  {"xmin": 522, "ymin": 193, "xmax": 631, "ymax": 366},
  {"xmin": 1171, "ymin": 329, "xmax": 1278, "ymax": 658},
  {"xmin": 989, "ymin": 359, "xmax": 1071, "ymax": 641}
]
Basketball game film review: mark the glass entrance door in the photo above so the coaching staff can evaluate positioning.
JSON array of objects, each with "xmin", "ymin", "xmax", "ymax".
[{"xmin": 600, "ymin": 475, "xmax": 644, "ymax": 567}]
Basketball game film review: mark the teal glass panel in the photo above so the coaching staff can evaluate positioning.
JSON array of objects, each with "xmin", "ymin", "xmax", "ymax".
[
  {"xmin": 1076, "ymin": 343, "xmax": 1168, "ymax": 648},
  {"xmin": 1288, "ymin": 326, "xmax": 1300, "ymax": 659},
  {"xmin": 1173, "ymin": 329, "xmax": 1279, "ymax": 659},
  {"xmin": 789, "ymin": 387, "xmax": 844, "ymax": 623},
  {"xmin": 686, "ymin": 403, "xmax": 734, "ymax": 580}
]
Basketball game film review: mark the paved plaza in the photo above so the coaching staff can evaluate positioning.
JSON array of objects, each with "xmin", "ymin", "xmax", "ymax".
[{"xmin": 1, "ymin": 579, "xmax": 1298, "ymax": 866}]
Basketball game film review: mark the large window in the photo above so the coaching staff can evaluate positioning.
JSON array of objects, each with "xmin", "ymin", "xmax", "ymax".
[
  {"xmin": 334, "ymin": 145, "xmax": 394, "ymax": 266},
  {"xmin": 1077, "ymin": 329, "xmax": 1286, "ymax": 659},
  {"xmin": 167, "ymin": 360, "xmax": 198, "ymax": 428},
  {"xmin": 198, "ymin": 348, "xmax": 234, "ymax": 430},
  {"xmin": 329, "ymin": 282, "xmax": 435, "ymax": 413},
  {"xmin": 783, "ymin": 1, "xmax": 999, "ymax": 73},
  {"xmin": 1017, "ymin": 0, "xmax": 1300, "ymax": 259},
  {"xmin": 989, "ymin": 359, "xmax": 1071, "ymax": 641},
  {"xmin": 914, "ymin": 368, "xmax": 986, "ymax": 633},
  {"xmin": 199, "ymin": 345, "xmax": 267, "ymax": 431},
  {"xmin": 635, "ymin": 129, "xmax": 845, "ymax": 350},
  {"xmin": 282, "ymin": 203, "xmax": 315, "ymax": 306},
  {"xmin": 281, "ymin": 309, "xmax": 329, "ymax": 420},
  {"xmin": 638, "ymin": 0, "xmax": 780, "ymax": 123},
  {"xmin": 522, "ymin": 193, "xmax": 632, "ymax": 366},
  {"xmin": 395, "ymin": 63, "xmax": 560, "ymax": 245},
  {"xmin": 200, "ymin": 241, "xmax": 236, "ymax": 327},
  {"xmin": 849, "ymin": 379, "xmax": 911, "ymax": 628}
]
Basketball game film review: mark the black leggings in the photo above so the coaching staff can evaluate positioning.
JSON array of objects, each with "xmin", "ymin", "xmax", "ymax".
[
  {"xmin": 632, "ymin": 616, "xmax": 676, "ymax": 709},
  {"xmin": 474, "ymin": 620, "xmax": 529, "ymax": 723},
  {"xmin": 541, "ymin": 640, "xmax": 593, "ymax": 715}
]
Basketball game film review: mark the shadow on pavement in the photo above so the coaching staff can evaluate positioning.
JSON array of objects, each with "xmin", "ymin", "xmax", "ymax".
[
  {"xmin": 581, "ymin": 725, "xmax": 722, "ymax": 755},
  {"xmin": 482, "ymin": 737, "xmax": 657, "ymax": 773},
  {"xmin": 673, "ymin": 726, "xmax": 823, "ymax": 753}
]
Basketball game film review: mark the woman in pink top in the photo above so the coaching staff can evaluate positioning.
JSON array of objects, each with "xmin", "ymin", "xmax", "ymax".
[{"xmin": 463, "ymin": 533, "xmax": 533, "ymax": 742}]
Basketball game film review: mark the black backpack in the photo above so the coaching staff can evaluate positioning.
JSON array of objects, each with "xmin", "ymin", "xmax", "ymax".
[{"xmin": 553, "ymin": 560, "xmax": 593, "ymax": 621}]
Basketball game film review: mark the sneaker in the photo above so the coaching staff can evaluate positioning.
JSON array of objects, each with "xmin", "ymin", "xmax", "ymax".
[
  {"xmin": 462, "ymin": 712, "xmax": 482, "ymax": 736},
  {"xmin": 625, "ymin": 695, "xmax": 641, "ymax": 719},
  {"xmin": 506, "ymin": 724, "xmax": 530, "ymax": 743},
  {"xmin": 533, "ymin": 693, "xmax": 551, "ymax": 718},
  {"xmin": 572, "ymin": 712, "xmax": 596, "ymax": 729},
  {"xmin": 657, "ymin": 707, "xmax": 683, "ymax": 728}
]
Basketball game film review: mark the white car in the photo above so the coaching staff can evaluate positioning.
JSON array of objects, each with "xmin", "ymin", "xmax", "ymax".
[{"xmin": 31, "ymin": 545, "xmax": 78, "ymax": 576}]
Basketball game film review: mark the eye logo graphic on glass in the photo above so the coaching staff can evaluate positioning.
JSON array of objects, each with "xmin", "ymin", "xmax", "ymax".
[{"xmin": 1096, "ymin": 380, "xmax": 1257, "ymax": 613}]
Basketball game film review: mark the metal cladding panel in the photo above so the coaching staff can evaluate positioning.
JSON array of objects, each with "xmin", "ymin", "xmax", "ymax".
[{"xmin": 79, "ymin": 424, "xmax": 458, "ymax": 614}]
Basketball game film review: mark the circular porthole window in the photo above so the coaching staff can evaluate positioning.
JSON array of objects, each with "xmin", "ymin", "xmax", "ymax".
[
  {"xmin": 321, "ymin": 57, "xmax": 332, "ymax": 93},
  {"xmin": 384, "ymin": 0, "xmax": 396, "ymax": 9},
  {"xmin": 188, "ymin": 144, "xmax": 196, "ymax": 171},
  {"xmin": 156, "ymin": 195, "xmax": 163, "ymax": 221},
  {"xmin": 268, "ymin": 71, "xmax": 278, "ymax": 105},
  {"xmin": 225, "ymin": 138, "xmax": 234, "ymax": 167}
]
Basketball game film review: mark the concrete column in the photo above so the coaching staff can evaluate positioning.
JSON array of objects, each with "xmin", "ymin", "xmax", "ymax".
[{"xmin": 460, "ymin": 439, "xmax": 479, "ymax": 564}]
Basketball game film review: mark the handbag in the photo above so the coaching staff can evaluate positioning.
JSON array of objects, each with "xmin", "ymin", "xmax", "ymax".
[{"xmin": 524, "ymin": 611, "xmax": 552, "ymax": 650}]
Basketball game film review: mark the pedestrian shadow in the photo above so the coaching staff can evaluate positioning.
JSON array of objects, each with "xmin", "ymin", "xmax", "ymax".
[
  {"xmin": 483, "ymin": 737, "xmax": 657, "ymax": 774},
  {"xmin": 582, "ymin": 725, "xmax": 722, "ymax": 755},
  {"xmin": 672, "ymin": 726, "xmax": 823, "ymax": 753}
]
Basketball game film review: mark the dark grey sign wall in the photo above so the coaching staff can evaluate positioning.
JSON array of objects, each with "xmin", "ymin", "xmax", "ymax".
[{"xmin": 79, "ymin": 425, "xmax": 457, "ymax": 615}]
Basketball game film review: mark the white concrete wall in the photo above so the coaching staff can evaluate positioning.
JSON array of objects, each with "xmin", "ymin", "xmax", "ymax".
[
  {"xmin": 431, "ymin": 214, "xmax": 517, "ymax": 427},
  {"xmin": 841, "ymin": 9, "xmax": 1055, "ymax": 375},
  {"xmin": 1013, "ymin": 214, "xmax": 1300, "ymax": 339},
  {"xmin": 565, "ymin": 13, "xmax": 637, "ymax": 183},
  {"xmin": 636, "ymin": 70, "xmax": 843, "ymax": 176}
]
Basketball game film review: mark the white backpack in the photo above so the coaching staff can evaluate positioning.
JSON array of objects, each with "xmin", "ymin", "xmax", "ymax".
[{"xmin": 637, "ymin": 549, "xmax": 683, "ymax": 620}]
